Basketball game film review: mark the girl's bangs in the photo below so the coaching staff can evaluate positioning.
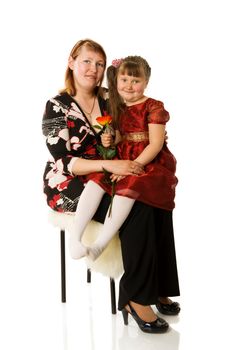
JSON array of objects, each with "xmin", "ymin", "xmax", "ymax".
[{"xmin": 120, "ymin": 62, "xmax": 143, "ymax": 77}]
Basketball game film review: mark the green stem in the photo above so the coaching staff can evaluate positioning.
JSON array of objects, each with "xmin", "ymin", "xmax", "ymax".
[{"xmin": 108, "ymin": 181, "xmax": 116, "ymax": 217}]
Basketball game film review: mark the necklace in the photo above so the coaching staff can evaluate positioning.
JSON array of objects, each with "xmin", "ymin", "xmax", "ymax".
[{"xmin": 81, "ymin": 96, "xmax": 96, "ymax": 119}]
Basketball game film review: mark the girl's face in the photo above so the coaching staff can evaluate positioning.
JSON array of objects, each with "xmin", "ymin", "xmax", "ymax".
[
  {"xmin": 68, "ymin": 45, "xmax": 105, "ymax": 92},
  {"xmin": 117, "ymin": 72, "xmax": 148, "ymax": 105}
]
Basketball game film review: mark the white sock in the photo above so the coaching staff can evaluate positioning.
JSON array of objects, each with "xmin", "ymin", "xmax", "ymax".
[
  {"xmin": 88, "ymin": 195, "xmax": 135, "ymax": 260},
  {"xmin": 69, "ymin": 181, "xmax": 105, "ymax": 259}
]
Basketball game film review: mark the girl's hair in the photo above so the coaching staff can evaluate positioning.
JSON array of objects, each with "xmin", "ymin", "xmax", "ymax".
[
  {"xmin": 107, "ymin": 56, "xmax": 151, "ymax": 127},
  {"xmin": 59, "ymin": 39, "xmax": 107, "ymax": 97}
]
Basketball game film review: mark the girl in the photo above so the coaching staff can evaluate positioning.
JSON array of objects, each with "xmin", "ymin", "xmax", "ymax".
[{"xmin": 71, "ymin": 55, "xmax": 178, "ymax": 262}]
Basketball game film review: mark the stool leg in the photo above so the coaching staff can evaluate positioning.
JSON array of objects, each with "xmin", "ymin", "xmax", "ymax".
[
  {"xmin": 87, "ymin": 268, "xmax": 91, "ymax": 283},
  {"xmin": 60, "ymin": 229, "xmax": 66, "ymax": 303},
  {"xmin": 110, "ymin": 278, "xmax": 116, "ymax": 314}
]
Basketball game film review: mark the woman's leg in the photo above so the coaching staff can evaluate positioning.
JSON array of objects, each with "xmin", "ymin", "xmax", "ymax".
[
  {"xmin": 154, "ymin": 209, "xmax": 181, "ymax": 315},
  {"xmin": 92, "ymin": 199, "xmax": 180, "ymax": 320},
  {"xmin": 118, "ymin": 204, "xmax": 180, "ymax": 310},
  {"xmin": 69, "ymin": 181, "xmax": 105, "ymax": 259},
  {"xmin": 92, "ymin": 199, "xmax": 162, "ymax": 323},
  {"xmin": 118, "ymin": 201, "xmax": 159, "ymax": 310},
  {"xmin": 155, "ymin": 210, "xmax": 180, "ymax": 297}
]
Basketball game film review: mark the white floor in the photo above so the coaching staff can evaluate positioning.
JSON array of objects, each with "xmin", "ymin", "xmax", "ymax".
[{"xmin": 1, "ymin": 189, "xmax": 251, "ymax": 350}]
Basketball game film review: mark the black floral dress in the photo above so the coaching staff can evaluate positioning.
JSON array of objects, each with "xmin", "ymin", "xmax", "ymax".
[{"xmin": 42, "ymin": 92, "xmax": 107, "ymax": 213}]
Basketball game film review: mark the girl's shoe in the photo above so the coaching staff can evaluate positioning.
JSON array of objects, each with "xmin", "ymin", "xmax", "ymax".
[
  {"xmin": 69, "ymin": 239, "xmax": 88, "ymax": 259},
  {"xmin": 87, "ymin": 244, "xmax": 103, "ymax": 261},
  {"xmin": 156, "ymin": 299, "xmax": 181, "ymax": 316},
  {"xmin": 121, "ymin": 303, "xmax": 169, "ymax": 334}
]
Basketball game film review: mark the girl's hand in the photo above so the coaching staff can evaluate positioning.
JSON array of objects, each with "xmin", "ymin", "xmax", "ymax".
[{"xmin": 101, "ymin": 133, "xmax": 113, "ymax": 147}]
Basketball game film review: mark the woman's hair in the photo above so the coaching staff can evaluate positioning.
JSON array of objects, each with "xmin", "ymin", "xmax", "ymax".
[
  {"xmin": 107, "ymin": 56, "xmax": 151, "ymax": 127},
  {"xmin": 59, "ymin": 39, "xmax": 107, "ymax": 96}
]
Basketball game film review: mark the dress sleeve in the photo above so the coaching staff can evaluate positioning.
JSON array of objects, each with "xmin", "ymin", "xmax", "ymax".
[
  {"xmin": 42, "ymin": 98, "xmax": 78, "ymax": 176},
  {"xmin": 147, "ymin": 99, "xmax": 170, "ymax": 124}
]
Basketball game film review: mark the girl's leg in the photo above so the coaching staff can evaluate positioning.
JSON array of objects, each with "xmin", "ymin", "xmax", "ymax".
[
  {"xmin": 69, "ymin": 181, "xmax": 105, "ymax": 259},
  {"xmin": 88, "ymin": 195, "xmax": 135, "ymax": 260}
]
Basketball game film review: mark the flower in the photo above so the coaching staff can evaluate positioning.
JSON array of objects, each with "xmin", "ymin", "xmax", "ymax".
[
  {"xmin": 96, "ymin": 115, "xmax": 112, "ymax": 126},
  {"xmin": 93, "ymin": 115, "xmax": 116, "ymax": 160},
  {"xmin": 112, "ymin": 58, "xmax": 123, "ymax": 68},
  {"xmin": 94, "ymin": 115, "xmax": 117, "ymax": 216}
]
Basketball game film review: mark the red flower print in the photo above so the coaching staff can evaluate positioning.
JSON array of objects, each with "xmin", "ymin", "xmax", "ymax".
[
  {"xmin": 49, "ymin": 194, "xmax": 61, "ymax": 209},
  {"xmin": 67, "ymin": 120, "xmax": 75, "ymax": 128},
  {"xmin": 58, "ymin": 178, "xmax": 70, "ymax": 191}
]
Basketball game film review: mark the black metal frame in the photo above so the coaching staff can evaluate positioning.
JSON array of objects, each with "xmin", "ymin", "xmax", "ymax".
[{"xmin": 60, "ymin": 229, "xmax": 117, "ymax": 314}]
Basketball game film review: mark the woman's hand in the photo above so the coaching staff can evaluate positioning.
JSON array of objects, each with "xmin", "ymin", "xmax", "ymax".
[{"xmin": 104, "ymin": 160, "xmax": 144, "ymax": 176}]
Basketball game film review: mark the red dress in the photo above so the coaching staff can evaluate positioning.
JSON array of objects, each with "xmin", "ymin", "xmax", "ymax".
[{"xmin": 88, "ymin": 98, "xmax": 178, "ymax": 211}]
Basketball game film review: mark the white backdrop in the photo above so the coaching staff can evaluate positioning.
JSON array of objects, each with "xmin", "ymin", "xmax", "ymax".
[{"xmin": 0, "ymin": 0, "xmax": 250, "ymax": 349}]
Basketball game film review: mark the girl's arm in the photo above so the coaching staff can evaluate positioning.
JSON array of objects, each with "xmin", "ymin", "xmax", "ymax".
[
  {"xmin": 114, "ymin": 130, "xmax": 122, "ymax": 144},
  {"xmin": 134, "ymin": 124, "xmax": 165, "ymax": 166},
  {"xmin": 110, "ymin": 125, "xmax": 164, "ymax": 182}
]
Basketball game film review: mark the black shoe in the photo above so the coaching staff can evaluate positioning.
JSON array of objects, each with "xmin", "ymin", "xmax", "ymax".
[
  {"xmin": 156, "ymin": 299, "xmax": 181, "ymax": 316},
  {"xmin": 121, "ymin": 303, "xmax": 169, "ymax": 334}
]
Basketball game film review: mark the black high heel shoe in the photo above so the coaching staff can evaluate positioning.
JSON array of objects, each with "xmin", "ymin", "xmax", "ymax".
[
  {"xmin": 156, "ymin": 299, "xmax": 181, "ymax": 316},
  {"xmin": 121, "ymin": 303, "xmax": 169, "ymax": 334}
]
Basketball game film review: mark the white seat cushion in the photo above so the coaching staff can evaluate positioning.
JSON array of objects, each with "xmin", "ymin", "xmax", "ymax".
[{"xmin": 48, "ymin": 211, "xmax": 123, "ymax": 279}]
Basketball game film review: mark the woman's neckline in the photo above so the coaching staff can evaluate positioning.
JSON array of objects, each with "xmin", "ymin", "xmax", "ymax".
[{"xmin": 66, "ymin": 93, "xmax": 101, "ymax": 135}]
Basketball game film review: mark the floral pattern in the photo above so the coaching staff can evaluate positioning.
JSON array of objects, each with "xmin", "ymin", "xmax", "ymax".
[{"xmin": 42, "ymin": 92, "xmax": 107, "ymax": 213}]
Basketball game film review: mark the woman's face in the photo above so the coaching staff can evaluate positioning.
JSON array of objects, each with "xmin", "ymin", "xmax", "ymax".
[{"xmin": 69, "ymin": 45, "xmax": 105, "ymax": 92}]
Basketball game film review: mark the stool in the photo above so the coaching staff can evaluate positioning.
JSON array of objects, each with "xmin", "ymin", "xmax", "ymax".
[{"xmin": 48, "ymin": 211, "xmax": 124, "ymax": 314}]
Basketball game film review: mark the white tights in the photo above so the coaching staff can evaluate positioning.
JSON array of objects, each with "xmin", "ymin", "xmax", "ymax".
[{"xmin": 69, "ymin": 181, "xmax": 135, "ymax": 260}]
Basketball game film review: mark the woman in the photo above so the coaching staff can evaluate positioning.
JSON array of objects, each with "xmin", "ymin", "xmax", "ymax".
[{"xmin": 42, "ymin": 39, "xmax": 180, "ymax": 334}]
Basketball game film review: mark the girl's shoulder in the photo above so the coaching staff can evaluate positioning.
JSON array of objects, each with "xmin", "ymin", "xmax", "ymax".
[
  {"xmin": 145, "ymin": 97, "xmax": 165, "ymax": 110},
  {"xmin": 145, "ymin": 98, "xmax": 170, "ymax": 124}
]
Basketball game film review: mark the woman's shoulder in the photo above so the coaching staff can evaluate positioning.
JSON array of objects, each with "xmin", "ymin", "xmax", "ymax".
[
  {"xmin": 43, "ymin": 93, "xmax": 71, "ymax": 120},
  {"xmin": 49, "ymin": 92, "xmax": 73, "ymax": 106}
]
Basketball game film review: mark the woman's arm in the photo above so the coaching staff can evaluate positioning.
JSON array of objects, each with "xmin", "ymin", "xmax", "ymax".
[
  {"xmin": 72, "ymin": 158, "xmax": 144, "ymax": 176},
  {"xmin": 42, "ymin": 98, "xmax": 78, "ymax": 176},
  {"xmin": 134, "ymin": 124, "xmax": 165, "ymax": 166},
  {"xmin": 43, "ymin": 98, "xmax": 144, "ymax": 179}
]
